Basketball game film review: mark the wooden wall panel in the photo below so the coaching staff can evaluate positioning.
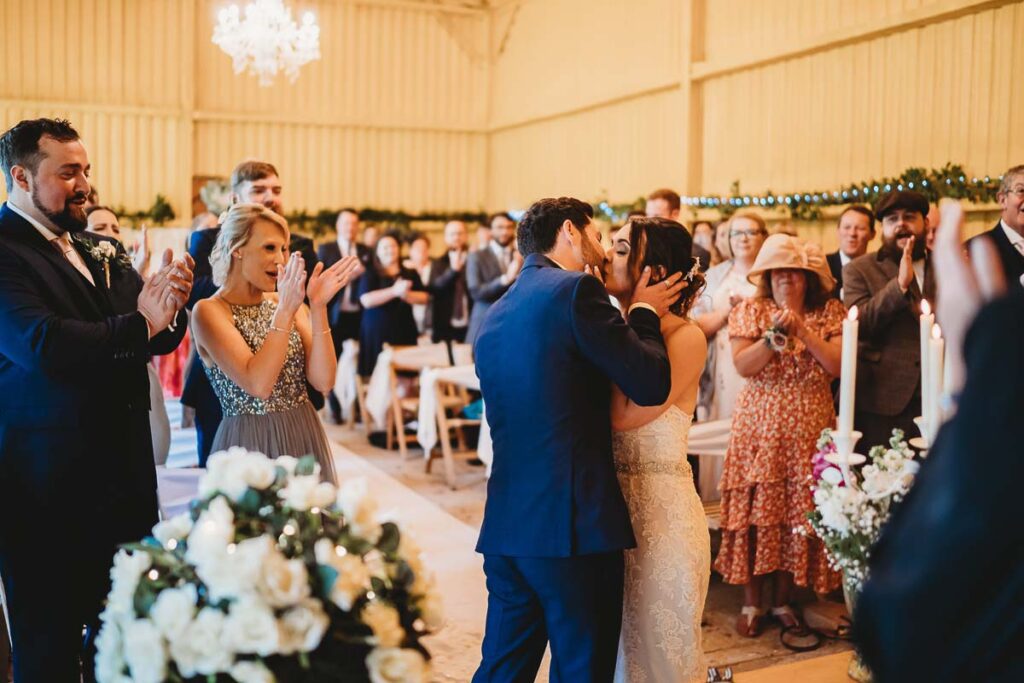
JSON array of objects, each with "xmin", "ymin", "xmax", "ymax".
[
  {"xmin": 699, "ymin": 2, "xmax": 1024, "ymax": 195},
  {"xmin": 194, "ymin": 120, "xmax": 486, "ymax": 213},
  {"xmin": 487, "ymin": 89, "xmax": 684, "ymax": 211}
]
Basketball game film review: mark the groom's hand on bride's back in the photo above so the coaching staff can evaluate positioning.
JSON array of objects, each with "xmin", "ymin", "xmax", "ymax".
[{"xmin": 631, "ymin": 266, "xmax": 686, "ymax": 317}]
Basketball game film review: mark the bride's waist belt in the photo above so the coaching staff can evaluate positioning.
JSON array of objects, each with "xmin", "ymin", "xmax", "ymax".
[{"xmin": 614, "ymin": 461, "xmax": 692, "ymax": 477}]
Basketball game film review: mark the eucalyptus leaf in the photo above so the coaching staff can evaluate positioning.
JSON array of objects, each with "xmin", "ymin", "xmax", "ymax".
[{"xmin": 295, "ymin": 455, "xmax": 317, "ymax": 477}]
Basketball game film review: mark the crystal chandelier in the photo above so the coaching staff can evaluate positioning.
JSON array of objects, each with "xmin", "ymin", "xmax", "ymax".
[{"xmin": 212, "ymin": 0, "xmax": 321, "ymax": 87}]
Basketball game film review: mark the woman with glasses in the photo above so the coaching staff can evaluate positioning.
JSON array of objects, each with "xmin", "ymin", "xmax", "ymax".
[{"xmin": 690, "ymin": 211, "xmax": 768, "ymax": 501}]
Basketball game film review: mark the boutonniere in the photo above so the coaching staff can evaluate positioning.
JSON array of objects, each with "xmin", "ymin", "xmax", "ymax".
[{"xmin": 73, "ymin": 235, "xmax": 132, "ymax": 287}]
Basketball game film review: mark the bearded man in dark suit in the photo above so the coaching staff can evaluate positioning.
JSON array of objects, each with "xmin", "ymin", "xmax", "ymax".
[
  {"xmin": 843, "ymin": 190, "xmax": 935, "ymax": 451},
  {"xmin": 0, "ymin": 118, "xmax": 192, "ymax": 682}
]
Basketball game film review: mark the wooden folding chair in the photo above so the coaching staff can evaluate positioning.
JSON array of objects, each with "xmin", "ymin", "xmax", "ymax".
[{"xmin": 426, "ymin": 378, "xmax": 482, "ymax": 488}]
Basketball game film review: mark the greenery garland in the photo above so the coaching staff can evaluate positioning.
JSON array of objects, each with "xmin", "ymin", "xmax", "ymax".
[{"xmin": 593, "ymin": 164, "xmax": 1004, "ymax": 223}]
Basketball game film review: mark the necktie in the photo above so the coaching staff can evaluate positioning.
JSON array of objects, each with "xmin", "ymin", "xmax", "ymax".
[{"xmin": 52, "ymin": 235, "xmax": 95, "ymax": 286}]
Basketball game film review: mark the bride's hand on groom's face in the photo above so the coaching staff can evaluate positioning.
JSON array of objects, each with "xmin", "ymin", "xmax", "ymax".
[{"xmin": 631, "ymin": 266, "xmax": 686, "ymax": 317}]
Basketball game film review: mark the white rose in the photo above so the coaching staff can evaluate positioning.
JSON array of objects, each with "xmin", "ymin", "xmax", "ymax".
[
  {"xmin": 94, "ymin": 622, "xmax": 126, "ymax": 683},
  {"xmin": 820, "ymin": 467, "xmax": 845, "ymax": 486},
  {"xmin": 201, "ymin": 447, "xmax": 251, "ymax": 500},
  {"xmin": 336, "ymin": 478, "xmax": 382, "ymax": 542},
  {"xmin": 257, "ymin": 545, "xmax": 311, "ymax": 608},
  {"xmin": 315, "ymin": 539, "xmax": 370, "ymax": 611},
  {"xmin": 152, "ymin": 513, "xmax": 194, "ymax": 548},
  {"xmin": 197, "ymin": 534, "xmax": 269, "ymax": 602},
  {"xmin": 107, "ymin": 550, "xmax": 153, "ymax": 619},
  {"xmin": 365, "ymin": 647, "xmax": 428, "ymax": 683},
  {"xmin": 278, "ymin": 475, "xmax": 335, "ymax": 511},
  {"xmin": 274, "ymin": 455, "xmax": 299, "ymax": 475},
  {"xmin": 361, "ymin": 601, "xmax": 405, "ymax": 648},
  {"xmin": 122, "ymin": 619, "xmax": 167, "ymax": 683},
  {"xmin": 185, "ymin": 496, "xmax": 235, "ymax": 568},
  {"xmin": 97, "ymin": 241, "xmax": 117, "ymax": 258},
  {"xmin": 169, "ymin": 607, "xmax": 233, "ymax": 677},
  {"xmin": 279, "ymin": 599, "xmax": 329, "ymax": 654},
  {"xmin": 150, "ymin": 584, "xmax": 198, "ymax": 641},
  {"xmin": 230, "ymin": 660, "xmax": 277, "ymax": 683},
  {"xmin": 222, "ymin": 596, "xmax": 280, "ymax": 656},
  {"xmin": 236, "ymin": 453, "xmax": 279, "ymax": 492}
]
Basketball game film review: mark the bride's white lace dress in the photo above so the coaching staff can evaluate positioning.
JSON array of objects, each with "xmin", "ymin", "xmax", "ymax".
[{"xmin": 613, "ymin": 405, "xmax": 711, "ymax": 683}]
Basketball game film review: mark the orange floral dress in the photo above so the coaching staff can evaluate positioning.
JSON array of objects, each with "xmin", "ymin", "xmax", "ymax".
[{"xmin": 713, "ymin": 297, "xmax": 844, "ymax": 593}]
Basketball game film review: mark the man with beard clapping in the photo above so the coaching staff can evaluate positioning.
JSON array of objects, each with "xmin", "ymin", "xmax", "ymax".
[{"xmin": 843, "ymin": 190, "xmax": 935, "ymax": 451}]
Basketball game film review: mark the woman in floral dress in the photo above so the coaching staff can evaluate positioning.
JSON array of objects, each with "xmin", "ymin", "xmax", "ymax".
[{"xmin": 714, "ymin": 234, "xmax": 845, "ymax": 636}]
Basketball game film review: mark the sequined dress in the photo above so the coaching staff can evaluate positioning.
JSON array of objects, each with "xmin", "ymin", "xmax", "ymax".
[
  {"xmin": 205, "ymin": 300, "xmax": 337, "ymax": 482},
  {"xmin": 612, "ymin": 405, "xmax": 711, "ymax": 683}
]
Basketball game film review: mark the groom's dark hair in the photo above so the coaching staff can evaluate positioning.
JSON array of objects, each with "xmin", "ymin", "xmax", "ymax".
[
  {"xmin": 517, "ymin": 197, "xmax": 594, "ymax": 256},
  {"xmin": 0, "ymin": 118, "xmax": 80, "ymax": 192}
]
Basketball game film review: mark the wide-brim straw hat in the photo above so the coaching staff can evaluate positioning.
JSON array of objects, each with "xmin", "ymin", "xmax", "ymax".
[{"xmin": 746, "ymin": 233, "xmax": 836, "ymax": 294}]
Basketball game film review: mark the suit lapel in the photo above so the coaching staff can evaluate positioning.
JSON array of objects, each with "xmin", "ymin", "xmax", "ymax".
[
  {"xmin": 73, "ymin": 237, "xmax": 116, "ymax": 312},
  {"xmin": 0, "ymin": 205, "xmax": 106, "ymax": 318}
]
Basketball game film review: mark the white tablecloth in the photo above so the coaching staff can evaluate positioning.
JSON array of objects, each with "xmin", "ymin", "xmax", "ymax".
[
  {"xmin": 364, "ymin": 343, "xmax": 473, "ymax": 431},
  {"xmin": 687, "ymin": 418, "xmax": 732, "ymax": 458},
  {"xmin": 333, "ymin": 339, "xmax": 360, "ymax": 420},
  {"xmin": 416, "ymin": 364, "xmax": 478, "ymax": 454}
]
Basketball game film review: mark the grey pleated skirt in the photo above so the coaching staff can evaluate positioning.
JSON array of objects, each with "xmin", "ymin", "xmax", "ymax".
[{"xmin": 210, "ymin": 400, "xmax": 338, "ymax": 484}]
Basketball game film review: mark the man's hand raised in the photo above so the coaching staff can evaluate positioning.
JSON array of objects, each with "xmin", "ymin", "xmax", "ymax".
[{"xmin": 630, "ymin": 266, "xmax": 686, "ymax": 318}]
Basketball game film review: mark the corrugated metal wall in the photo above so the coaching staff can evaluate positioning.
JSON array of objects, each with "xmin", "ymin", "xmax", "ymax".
[{"xmin": 0, "ymin": 0, "xmax": 489, "ymax": 218}]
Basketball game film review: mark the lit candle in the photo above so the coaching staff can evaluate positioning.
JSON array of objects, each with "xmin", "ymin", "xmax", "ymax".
[
  {"xmin": 838, "ymin": 306, "xmax": 858, "ymax": 435},
  {"xmin": 930, "ymin": 324, "xmax": 945, "ymax": 432},
  {"xmin": 919, "ymin": 299, "xmax": 934, "ymax": 432}
]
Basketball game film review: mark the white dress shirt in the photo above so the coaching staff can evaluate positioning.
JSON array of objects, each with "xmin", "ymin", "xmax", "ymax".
[
  {"xmin": 999, "ymin": 220, "xmax": 1024, "ymax": 287},
  {"xmin": 8, "ymin": 200, "xmax": 95, "ymax": 286},
  {"xmin": 336, "ymin": 239, "xmax": 361, "ymax": 312}
]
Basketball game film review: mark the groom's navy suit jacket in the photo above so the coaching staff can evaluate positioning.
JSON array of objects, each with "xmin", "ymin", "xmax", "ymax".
[
  {"xmin": 475, "ymin": 253, "xmax": 671, "ymax": 558},
  {"xmin": 0, "ymin": 203, "xmax": 186, "ymax": 681}
]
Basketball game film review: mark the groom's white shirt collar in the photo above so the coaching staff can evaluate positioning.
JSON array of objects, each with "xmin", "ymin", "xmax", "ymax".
[{"xmin": 8, "ymin": 200, "xmax": 60, "ymax": 243}]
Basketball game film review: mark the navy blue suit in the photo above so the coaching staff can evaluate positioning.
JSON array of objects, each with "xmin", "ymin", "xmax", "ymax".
[
  {"xmin": 181, "ymin": 226, "xmax": 222, "ymax": 465},
  {"xmin": 473, "ymin": 254, "xmax": 671, "ymax": 682},
  {"xmin": 0, "ymin": 204, "xmax": 186, "ymax": 682}
]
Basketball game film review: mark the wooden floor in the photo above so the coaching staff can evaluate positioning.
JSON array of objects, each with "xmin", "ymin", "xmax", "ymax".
[{"xmin": 739, "ymin": 652, "xmax": 852, "ymax": 682}]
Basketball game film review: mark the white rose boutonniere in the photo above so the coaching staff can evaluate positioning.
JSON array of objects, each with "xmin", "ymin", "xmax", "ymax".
[{"xmin": 74, "ymin": 236, "xmax": 130, "ymax": 287}]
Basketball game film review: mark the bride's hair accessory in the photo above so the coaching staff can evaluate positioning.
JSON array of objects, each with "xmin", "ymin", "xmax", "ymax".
[{"xmin": 683, "ymin": 257, "xmax": 701, "ymax": 282}]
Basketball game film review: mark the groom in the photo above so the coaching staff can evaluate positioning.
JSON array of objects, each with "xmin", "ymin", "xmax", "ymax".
[{"xmin": 473, "ymin": 197, "xmax": 686, "ymax": 681}]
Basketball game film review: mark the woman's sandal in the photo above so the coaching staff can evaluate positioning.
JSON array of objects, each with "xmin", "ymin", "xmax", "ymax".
[
  {"xmin": 770, "ymin": 605, "xmax": 804, "ymax": 630},
  {"xmin": 736, "ymin": 605, "xmax": 764, "ymax": 637}
]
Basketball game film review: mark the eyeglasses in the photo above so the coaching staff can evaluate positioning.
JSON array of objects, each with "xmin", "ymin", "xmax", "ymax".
[
  {"xmin": 1005, "ymin": 187, "xmax": 1024, "ymax": 198},
  {"xmin": 729, "ymin": 229, "xmax": 766, "ymax": 239}
]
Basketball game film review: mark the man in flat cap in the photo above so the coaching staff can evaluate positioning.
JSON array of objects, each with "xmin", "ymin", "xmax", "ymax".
[{"xmin": 843, "ymin": 190, "xmax": 934, "ymax": 451}]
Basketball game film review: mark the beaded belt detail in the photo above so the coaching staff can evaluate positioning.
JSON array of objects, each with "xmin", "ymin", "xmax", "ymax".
[{"xmin": 615, "ymin": 461, "xmax": 692, "ymax": 477}]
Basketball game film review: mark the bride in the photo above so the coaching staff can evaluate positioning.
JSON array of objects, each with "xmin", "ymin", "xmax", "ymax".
[{"xmin": 604, "ymin": 217, "xmax": 712, "ymax": 682}]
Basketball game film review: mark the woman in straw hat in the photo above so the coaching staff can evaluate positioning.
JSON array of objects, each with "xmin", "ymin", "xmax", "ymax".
[{"xmin": 713, "ymin": 233, "xmax": 845, "ymax": 637}]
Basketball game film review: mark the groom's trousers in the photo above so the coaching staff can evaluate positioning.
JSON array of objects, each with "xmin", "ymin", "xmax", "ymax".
[{"xmin": 473, "ymin": 552, "xmax": 624, "ymax": 683}]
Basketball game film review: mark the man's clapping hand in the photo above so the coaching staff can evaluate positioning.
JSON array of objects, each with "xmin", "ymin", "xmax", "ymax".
[{"xmin": 137, "ymin": 249, "xmax": 195, "ymax": 336}]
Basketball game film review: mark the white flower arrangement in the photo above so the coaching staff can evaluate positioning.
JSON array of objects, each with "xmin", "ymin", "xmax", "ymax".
[
  {"xmin": 96, "ymin": 447, "xmax": 440, "ymax": 682},
  {"xmin": 804, "ymin": 429, "xmax": 920, "ymax": 592}
]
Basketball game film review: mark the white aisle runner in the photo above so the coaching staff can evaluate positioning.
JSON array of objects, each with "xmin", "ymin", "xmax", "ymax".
[{"xmin": 329, "ymin": 443, "xmax": 488, "ymax": 681}]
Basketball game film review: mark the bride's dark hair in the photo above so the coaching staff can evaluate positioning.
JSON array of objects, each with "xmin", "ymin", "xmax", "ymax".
[{"xmin": 626, "ymin": 216, "xmax": 706, "ymax": 317}]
